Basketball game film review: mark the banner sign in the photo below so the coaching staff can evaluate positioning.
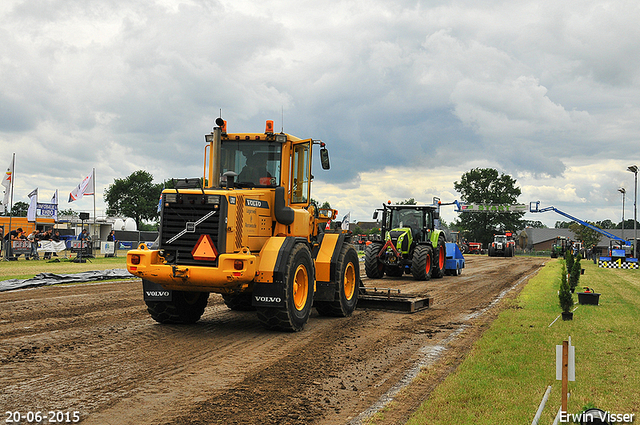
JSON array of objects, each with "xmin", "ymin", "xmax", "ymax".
[
  {"xmin": 37, "ymin": 241, "xmax": 67, "ymax": 252},
  {"xmin": 11, "ymin": 240, "xmax": 31, "ymax": 254},
  {"xmin": 101, "ymin": 241, "xmax": 115, "ymax": 254},
  {"xmin": 37, "ymin": 202, "xmax": 58, "ymax": 217},
  {"xmin": 459, "ymin": 204, "xmax": 527, "ymax": 213}
]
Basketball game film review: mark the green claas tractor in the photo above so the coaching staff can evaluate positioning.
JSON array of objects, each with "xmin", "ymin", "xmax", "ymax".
[{"xmin": 365, "ymin": 202, "xmax": 447, "ymax": 280}]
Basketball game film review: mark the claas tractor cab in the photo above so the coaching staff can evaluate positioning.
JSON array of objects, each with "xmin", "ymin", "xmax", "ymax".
[
  {"xmin": 364, "ymin": 202, "xmax": 447, "ymax": 280},
  {"xmin": 127, "ymin": 118, "xmax": 359, "ymax": 331}
]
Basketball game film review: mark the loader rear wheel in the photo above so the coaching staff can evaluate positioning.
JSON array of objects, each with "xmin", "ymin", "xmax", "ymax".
[
  {"xmin": 222, "ymin": 293, "xmax": 256, "ymax": 311},
  {"xmin": 432, "ymin": 236, "xmax": 447, "ymax": 279},
  {"xmin": 145, "ymin": 290, "xmax": 209, "ymax": 324},
  {"xmin": 316, "ymin": 244, "xmax": 359, "ymax": 317},
  {"xmin": 364, "ymin": 242, "xmax": 384, "ymax": 278},
  {"xmin": 257, "ymin": 243, "xmax": 314, "ymax": 332},
  {"xmin": 411, "ymin": 245, "xmax": 433, "ymax": 281}
]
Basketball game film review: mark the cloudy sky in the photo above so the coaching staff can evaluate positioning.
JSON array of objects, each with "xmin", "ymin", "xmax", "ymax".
[{"xmin": 1, "ymin": 0, "xmax": 639, "ymax": 228}]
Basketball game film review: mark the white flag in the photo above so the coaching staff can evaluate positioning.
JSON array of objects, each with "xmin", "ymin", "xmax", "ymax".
[
  {"xmin": 27, "ymin": 188, "xmax": 38, "ymax": 222},
  {"xmin": 341, "ymin": 212, "xmax": 351, "ymax": 231},
  {"xmin": 69, "ymin": 172, "xmax": 94, "ymax": 202},
  {"xmin": 1, "ymin": 158, "xmax": 14, "ymax": 213}
]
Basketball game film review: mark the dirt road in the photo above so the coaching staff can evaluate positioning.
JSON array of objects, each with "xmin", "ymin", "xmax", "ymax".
[{"xmin": 1, "ymin": 255, "xmax": 546, "ymax": 425}]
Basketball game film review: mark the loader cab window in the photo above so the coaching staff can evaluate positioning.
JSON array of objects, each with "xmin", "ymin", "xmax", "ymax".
[
  {"xmin": 220, "ymin": 141, "xmax": 281, "ymax": 187},
  {"xmin": 291, "ymin": 141, "xmax": 310, "ymax": 204}
]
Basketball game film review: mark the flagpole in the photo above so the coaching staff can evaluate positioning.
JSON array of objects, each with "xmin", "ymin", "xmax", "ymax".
[
  {"xmin": 55, "ymin": 189, "xmax": 59, "ymax": 225},
  {"xmin": 93, "ymin": 168, "xmax": 96, "ymax": 225},
  {"xmin": 8, "ymin": 153, "xmax": 15, "ymax": 236}
]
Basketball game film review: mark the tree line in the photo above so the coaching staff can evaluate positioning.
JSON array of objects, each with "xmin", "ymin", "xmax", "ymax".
[{"xmin": 6, "ymin": 167, "xmax": 631, "ymax": 244}]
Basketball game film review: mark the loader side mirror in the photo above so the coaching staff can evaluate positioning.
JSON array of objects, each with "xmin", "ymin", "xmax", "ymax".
[
  {"xmin": 373, "ymin": 211, "xmax": 378, "ymax": 220},
  {"xmin": 320, "ymin": 148, "xmax": 330, "ymax": 170}
]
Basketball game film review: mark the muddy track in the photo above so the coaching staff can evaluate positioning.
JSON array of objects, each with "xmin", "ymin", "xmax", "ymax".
[{"xmin": 0, "ymin": 256, "xmax": 546, "ymax": 425}]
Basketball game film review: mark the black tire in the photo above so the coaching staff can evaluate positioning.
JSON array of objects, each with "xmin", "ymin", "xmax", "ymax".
[
  {"xmin": 145, "ymin": 290, "xmax": 209, "ymax": 324},
  {"xmin": 488, "ymin": 246, "xmax": 495, "ymax": 257},
  {"xmin": 432, "ymin": 236, "xmax": 447, "ymax": 279},
  {"xmin": 222, "ymin": 293, "xmax": 256, "ymax": 311},
  {"xmin": 385, "ymin": 265, "xmax": 404, "ymax": 277},
  {"xmin": 316, "ymin": 244, "xmax": 359, "ymax": 317},
  {"xmin": 411, "ymin": 245, "xmax": 433, "ymax": 281},
  {"xmin": 257, "ymin": 243, "xmax": 314, "ymax": 332},
  {"xmin": 364, "ymin": 242, "xmax": 385, "ymax": 278}
]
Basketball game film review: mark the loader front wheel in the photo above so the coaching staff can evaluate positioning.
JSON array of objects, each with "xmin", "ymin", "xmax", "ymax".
[
  {"xmin": 411, "ymin": 245, "xmax": 433, "ymax": 281},
  {"xmin": 145, "ymin": 290, "xmax": 209, "ymax": 324},
  {"xmin": 257, "ymin": 243, "xmax": 314, "ymax": 332},
  {"xmin": 364, "ymin": 242, "xmax": 385, "ymax": 278},
  {"xmin": 316, "ymin": 244, "xmax": 359, "ymax": 317}
]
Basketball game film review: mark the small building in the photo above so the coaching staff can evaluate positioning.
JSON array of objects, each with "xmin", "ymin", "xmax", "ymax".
[{"xmin": 519, "ymin": 227, "xmax": 637, "ymax": 252}]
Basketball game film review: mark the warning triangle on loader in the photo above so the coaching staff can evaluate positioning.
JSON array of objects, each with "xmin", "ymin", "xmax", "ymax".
[{"xmin": 191, "ymin": 234, "xmax": 218, "ymax": 261}]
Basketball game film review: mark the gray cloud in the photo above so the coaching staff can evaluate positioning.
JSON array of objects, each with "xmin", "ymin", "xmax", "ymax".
[{"xmin": 1, "ymin": 0, "xmax": 639, "ymax": 225}]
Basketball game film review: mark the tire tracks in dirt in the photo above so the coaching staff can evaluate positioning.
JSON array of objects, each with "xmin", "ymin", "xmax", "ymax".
[{"xmin": 0, "ymin": 256, "xmax": 546, "ymax": 425}]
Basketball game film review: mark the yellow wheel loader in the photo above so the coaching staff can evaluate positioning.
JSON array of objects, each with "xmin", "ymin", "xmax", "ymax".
[{"xmin": 127, "ymin": 118, "xmax": 359, "ymax": 331}]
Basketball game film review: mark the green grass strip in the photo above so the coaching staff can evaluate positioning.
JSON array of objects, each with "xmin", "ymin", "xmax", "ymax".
[
  {"xmin": 0, "ymin": 256, "xmax": 127, "ymax": 281},
  {"xmin": 406, "ymin": 259, "xmax": 640, "ymax": 424}
]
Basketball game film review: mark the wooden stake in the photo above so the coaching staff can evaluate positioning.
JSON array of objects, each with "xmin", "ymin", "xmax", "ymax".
[{"xmin": 562, "ymin": 340, "xmax": 568, "ymax": 413}]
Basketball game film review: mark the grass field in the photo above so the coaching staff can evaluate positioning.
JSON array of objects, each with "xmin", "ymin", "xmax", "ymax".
[
  {"xmin": 403, "ymin": 259, "xmax": 640, "ymax": 424},
  {"xmin": 0, "ymin": 255, "xmax": 127, "ymax": 281}
]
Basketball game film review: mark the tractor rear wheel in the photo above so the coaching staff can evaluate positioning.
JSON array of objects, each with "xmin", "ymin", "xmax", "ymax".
[
  {"xmin": 222, "ymin": 293, "xmax": 256, "ymax": 311},
  {"xmin": 145, "ymin": 290, "xmax": 209, "ymax": 324},
  {"xmin": 432, "ymin": 236, "xmax": 447, "ymax": 279},
  {"xmin": 364, "ymin": 242, "xmax": 385, "ymax": 278},
  {"xmin": 411, "ymin": 245, "xmax": 433, "ymax": 281},
  {"xmin": 257, "ymin": 243, "xmax": 314, "ymax": 332},
  {"xmin": 316, "ymin": 244, "xmax": 359, "ymax": 317}
]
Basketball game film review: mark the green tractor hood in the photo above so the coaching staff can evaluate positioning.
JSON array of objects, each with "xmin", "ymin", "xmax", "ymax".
[{"xmin": 385, "ymin": 227, "xmax": 414, "ymax": 255}]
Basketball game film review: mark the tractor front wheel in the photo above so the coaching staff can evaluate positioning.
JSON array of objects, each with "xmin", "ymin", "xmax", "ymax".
[
  {"xmin": 411, "ymin": 245, "xmax": 433, "ymax": 281},
  {"xmin": 432, "ymin": 236, "xmax": 447, "ymax": 279},
  {"xmin": 364, "ymin": 242, "xmax": 385, "ymax": 278}
]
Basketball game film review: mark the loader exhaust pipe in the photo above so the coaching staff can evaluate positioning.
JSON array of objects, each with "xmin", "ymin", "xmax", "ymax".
[{"xmin": 205, "ymin": 118, "xmax": 224, "ymax": 188}]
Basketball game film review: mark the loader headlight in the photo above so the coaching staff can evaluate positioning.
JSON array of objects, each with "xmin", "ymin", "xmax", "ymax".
[
  {"xmin": 165, "ymin": 194, "xmax": 177, "ymax": 203},
  {"xmin": 206, "ymin": 195, "xmax": 220, "ymax": 205}
]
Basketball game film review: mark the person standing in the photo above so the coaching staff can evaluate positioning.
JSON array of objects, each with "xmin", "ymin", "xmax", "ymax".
[{"xmin": 106, "ymin": 230, "xmax": 118, "ymax": 257}]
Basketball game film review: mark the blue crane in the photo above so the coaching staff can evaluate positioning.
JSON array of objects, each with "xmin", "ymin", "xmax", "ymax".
[{"xmin": 529, "ymin": 201, "xmax": 625, "ymax": 242}]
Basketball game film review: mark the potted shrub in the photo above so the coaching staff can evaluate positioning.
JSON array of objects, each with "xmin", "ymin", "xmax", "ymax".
[
  {"xmin": 565, "ymin": 249, "xmax": 574, "ymax": 275},
  {"xmin": 569, "ymin": 254, "xmax": 581, "ymax": 293},
  {"xmin": 559, "ymin": 263, "xmax": 574, "ymax": 320}
]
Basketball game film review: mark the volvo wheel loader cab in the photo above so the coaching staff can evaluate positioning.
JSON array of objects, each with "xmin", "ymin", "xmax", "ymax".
[
  {"xmin": 364, "ymin": 202, "xmax": 446, "ymax": 281},
  {"xmin": 127, "ymin": 118, "xmax": 359, "ymax": 331}
]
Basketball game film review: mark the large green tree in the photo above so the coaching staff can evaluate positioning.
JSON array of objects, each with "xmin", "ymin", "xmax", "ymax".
[
  {"xmin": 104, "ymin": 170, "xmax": 163, "ymax": 229},
  {"xmin": 453, "ymin": 168, "xmax": 525, "ymax": 246},
  {"xmin": 569, "ymin": 221, "xmax": 603, "ymax": 249}
]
